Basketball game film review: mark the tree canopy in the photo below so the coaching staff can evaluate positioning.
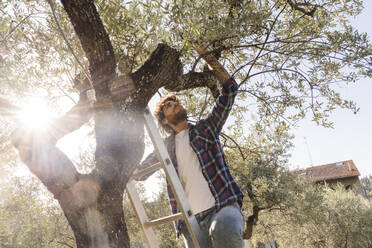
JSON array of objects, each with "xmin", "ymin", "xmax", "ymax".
[{"xmin": 1, "ymin": 0, "xmax": 370, "ymax": 125}]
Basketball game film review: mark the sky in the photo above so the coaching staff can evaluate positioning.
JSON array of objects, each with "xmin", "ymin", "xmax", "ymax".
[{"xmin": 288, "ymin": 1, "xmax": 372, "ymax": 177}]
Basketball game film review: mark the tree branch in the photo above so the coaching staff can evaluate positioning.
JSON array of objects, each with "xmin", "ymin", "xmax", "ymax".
[
  {"xmin": 131, "ymin": 43, "xmax": 183, "ymax": 105},
  {"xmin": 220, "ymin": 132, "xmax": 246, "ymax": 160},
  {"xmin": 239, "ymin": 89, "xmax": 294, "ymax": 126},
  {"xmin": 60, "ymin": 0, "xmax": 116, "ymax": 99},
  {"xmin": 241, "ymin": 4, "xmax": 286, "ymax": 88},
  {"xmin": 172, "ymin": 71, "xmax": 217, "ymax": 91},
  {"xmin": 131, "ymin": 44, "xmax": 221, "ymax": 106},
  {"xmin": 45, "ymin": 76, "xmax": 94, "ymax": 142},
  {"xmin": 243, "ymin": 181, "xmax": 262, "ymax": 239},
  {"xmin": 47, "ymin": 0, "xmax": 92, "ymax": 86},
  {"xmin": 54, "ymin": 241, "xmax": 74, "ymax": 248},
  {"xmin": 48, "ymin": 97, "xmax": 93, "ymax": 143},
  {"xmin": 11, "ymin": 129, "xmax": 80, "ymax": 199},
  {"xmin": 243, "ymin": 205, "xmax": 262, "ymax": 239},
  {"xmin": 286, "ymin": 0, "xmax": 318, "ymax": 17},
  {"xmin": 0, "ymin": 12, "xmax": 34, "ymax": 44}
]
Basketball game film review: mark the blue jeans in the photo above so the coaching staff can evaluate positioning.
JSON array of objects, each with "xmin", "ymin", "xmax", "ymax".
[{"xmin": 181, "ymin": 204, "xmax": 245, "ymax": 248}]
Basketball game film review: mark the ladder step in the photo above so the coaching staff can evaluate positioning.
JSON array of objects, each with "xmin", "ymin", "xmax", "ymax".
[
  {"xmin": 132, "ymin": 162, "xmax": 162, "ymax": 180},
  {"xmin": 144, "ymin": 213, "xmax": 183, "ymax": 228}
]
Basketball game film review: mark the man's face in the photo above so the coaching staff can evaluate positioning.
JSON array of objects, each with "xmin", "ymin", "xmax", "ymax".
[{"xmin": 162, "ymin": 100, "xmax": 187, "ymax": 126}]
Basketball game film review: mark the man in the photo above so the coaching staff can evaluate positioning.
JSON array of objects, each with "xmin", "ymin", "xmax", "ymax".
[{"xmin": 138, "ymin": 44, "xmax": 244, "ymax": 248}]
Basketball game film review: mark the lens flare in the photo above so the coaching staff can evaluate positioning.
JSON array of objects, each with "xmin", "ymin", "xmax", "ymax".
[{"xmin": 17, "ymin": 98, "xmax": 53, "ymax": 130}]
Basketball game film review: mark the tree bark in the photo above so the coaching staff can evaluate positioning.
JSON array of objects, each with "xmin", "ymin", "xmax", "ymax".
[
  {"xmin": 59, "ymin": 176, "xmax": 130, "ymax": 248},
  {"xmin": 60, "ymin": 0, "xmax": 116, "ymax": 99}
]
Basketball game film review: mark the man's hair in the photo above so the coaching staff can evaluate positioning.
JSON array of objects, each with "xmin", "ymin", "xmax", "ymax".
[{"xmin": 154, "ymin": 94, "xmax": 180, "ymax": 134}]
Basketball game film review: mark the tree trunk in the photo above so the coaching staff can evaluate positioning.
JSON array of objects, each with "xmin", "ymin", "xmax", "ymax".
[
  {"xmin": 54, "ymin": 2, "xmax": 140, "ymax": 245},
  {"xmin": 59, "ymin": 180, "xmax": 130, "ymax": 248},
  {"xmin": 12, "ymin": 129, "xmax": 136, "ymax": 247}
]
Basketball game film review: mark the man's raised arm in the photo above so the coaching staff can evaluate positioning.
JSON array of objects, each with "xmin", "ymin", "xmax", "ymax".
[
  {"xmin": 197, "ymin": 44, "xmax": 238, "ymax": 134},
  {"xmin": 195, "ymin": 43, "xmax": 230, "ymax": 84}
]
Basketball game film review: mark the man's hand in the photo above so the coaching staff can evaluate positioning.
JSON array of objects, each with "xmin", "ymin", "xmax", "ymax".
[{"xmin": 195, "ymin": 43, "xmax": 230, "ymax": 84}]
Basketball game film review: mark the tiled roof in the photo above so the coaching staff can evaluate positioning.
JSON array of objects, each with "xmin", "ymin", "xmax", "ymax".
[{"xmin": 296, "ymin": 160, "xmax": 360, "ymax": 182}]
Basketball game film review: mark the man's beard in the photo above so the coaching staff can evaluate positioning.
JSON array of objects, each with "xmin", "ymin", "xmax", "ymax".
[{"xmin": 168, "ymin": 108, "xmax": 187, "ymax": 125}]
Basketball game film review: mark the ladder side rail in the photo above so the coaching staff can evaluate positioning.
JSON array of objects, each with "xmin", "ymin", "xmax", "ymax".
[
  {"xmin": 126, "ymin": 181, "xmax": 159, "ymax": 248},
  {"xmin": 143, "ymin": 107, "xmax": 202, "ymax": 248}
]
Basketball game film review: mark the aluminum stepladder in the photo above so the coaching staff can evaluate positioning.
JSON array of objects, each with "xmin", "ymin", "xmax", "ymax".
[{"xmin": 126, "ymin": 107, "xmax": 202, "ymax": 248}]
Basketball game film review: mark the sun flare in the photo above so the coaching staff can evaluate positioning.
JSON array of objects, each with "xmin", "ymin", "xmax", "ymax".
[{"xmin": 17, "ymin": 98, "xmax": 53, "ymax": 130}]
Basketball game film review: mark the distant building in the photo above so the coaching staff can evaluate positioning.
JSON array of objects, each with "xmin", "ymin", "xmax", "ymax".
[{"xmin": 296, "ymin": 160, "xmax": 362, "ymax": 194}]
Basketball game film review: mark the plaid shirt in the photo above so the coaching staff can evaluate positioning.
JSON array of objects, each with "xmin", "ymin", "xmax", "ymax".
[{"xmin": 139, "ymin": 77, "xmax": 243, "ymax": 237}]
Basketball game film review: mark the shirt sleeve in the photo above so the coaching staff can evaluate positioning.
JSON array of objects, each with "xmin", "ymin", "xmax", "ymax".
[{"xmin": 204, "ymin": 77, "xmax": 238, "ymax": 134}]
